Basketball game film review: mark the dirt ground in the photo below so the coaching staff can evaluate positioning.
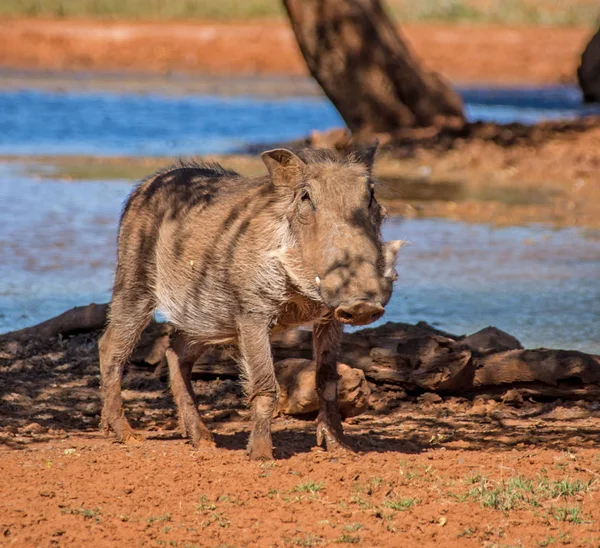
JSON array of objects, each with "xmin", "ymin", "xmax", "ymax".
[
  {"xmin": 0, "ymin": 18, "xmax": 593, "ymax": 85},
  {"xmin": 1, "ymin": 332, "xmax": 599, "ymax": 547}
]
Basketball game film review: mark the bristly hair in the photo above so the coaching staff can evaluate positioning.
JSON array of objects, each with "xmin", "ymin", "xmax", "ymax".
[
  {"xmin": 136, "ymin": 158, "xmax": 239, "ymax": 187},
  {"xmin": 171, "ymin": 157, "xmax": 240, "ymax": 178},
  {"xmin": 119, "ymin": 158, "xmax": 240, "ymax": 228},
  {"xmin": 295, "ymin": 147, "xmax": 341, "ymax": 165},
  {"xmin": 171, "ymin": 158, "xmax": 240, "ymax": 177},
  {"xmin": 295, "ymin": 146, "xmax": 374, "ymax": 169}
]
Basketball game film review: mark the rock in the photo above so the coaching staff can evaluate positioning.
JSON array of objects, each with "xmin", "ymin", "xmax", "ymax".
[
  {"xmin": 275, "ymin": 359, "xmax": 371, "ymax": 418},
  {"xmin": 462, "ymin": 326, "xmax": 523, "ymax": 354},
  {"xmin": 81, "ymin": 402, "xmax": 101, "ymax": 417},
  {"xmin": 418, "ymin": 392, "xmax": 442, "ymax": 404},
  {"xmin": 21, "ymin": 422, "xmax": 44, "ymax": 434},
  {"xmin": 467, "ymin": 396, "xmax": 498, "ymax": 416},
  {"xmin": 467, "ymin": 397, "xmax": 487, "ymax": 416},
  {"xmin": 501, "ymin": 388, "xmax": 525, "ymax": 407}
]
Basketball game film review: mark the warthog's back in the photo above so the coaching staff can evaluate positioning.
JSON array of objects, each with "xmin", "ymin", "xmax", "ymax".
[{"xmin": 118, "ymin": 161, "xmax": 291, "ymax": 343}]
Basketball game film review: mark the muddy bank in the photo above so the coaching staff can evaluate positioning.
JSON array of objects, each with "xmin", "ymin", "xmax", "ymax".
[
  {"xmin": 0, "ymin": 19, "xmax": 591, "ymax": 85},
  {"xmin": 362, "ymin": 117, "xmax": 600, "ymax": 228}
]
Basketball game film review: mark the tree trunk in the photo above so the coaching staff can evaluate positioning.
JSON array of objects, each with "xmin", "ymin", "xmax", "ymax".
[
  {"xmin": 282, "ymin": 0, "xmax": 466, "ymax": 141},
  {"xmin": 578, "ymin": 26, "xmax": 600, "ymax": 103}
]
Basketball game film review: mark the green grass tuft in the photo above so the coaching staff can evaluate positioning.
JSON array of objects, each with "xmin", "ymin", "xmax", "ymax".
[
  {"xmin": 292, "ymin": 480, "xmax": 325, "ymax": 495},
  {"xmin": 467, "ymin": 474, "xmax": 594, "ymax": 519},
  {"xmin": 551, "ymin": 505, "xmax": 584, "ymax": 524},
  {"xmin": 384, "ymin": 497, "xmax": 420, "ymax": 511},
  {"xmin": 335, "ymin": 534, "xmax": 361, "ymax": 544}
]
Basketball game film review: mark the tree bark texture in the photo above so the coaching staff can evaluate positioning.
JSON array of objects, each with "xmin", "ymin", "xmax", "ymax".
[{"xmin": 283, "ymin": 0, "xmax": 466, "ymax": 139}]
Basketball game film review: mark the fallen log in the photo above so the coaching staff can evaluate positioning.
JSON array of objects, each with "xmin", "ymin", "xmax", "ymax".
[
  {"xmin": 169, "ymin": 323, "xmax": 599, "ymax": 401},
  {"xmin": 467, "ymin": 383, "xmax": 600, "ymax": 404},
  {"xmin": 473, "ymin": 349, "xmax": 600, "ymax": 387},
  {"xmin": 4, "ymin": 304, "xmax": 600, "ymax": 402},
  {"xmin": 0, "ymin": 303, "xmax": 108, "ymax": 342}
]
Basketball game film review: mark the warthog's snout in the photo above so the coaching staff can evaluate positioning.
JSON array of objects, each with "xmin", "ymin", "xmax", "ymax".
[{"xmin": 334, "ymin": 300, "xmax": 385, "ymax": 326}]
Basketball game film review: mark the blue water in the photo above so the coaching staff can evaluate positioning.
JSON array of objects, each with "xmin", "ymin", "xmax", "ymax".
[
  {"xmin": 462, "ymin": 85, "xmax": 600, "ymax": 124},
  {"xmin": 1, "ymin": 85, "xmax": 599, "ymax": 156},
  {"xmin": 0, "ymin": 91, "xmax": 341, "ymax": 156},
  {"xmin": 1, "ymin": 165, "xmax": 599, "ymax": 353}
]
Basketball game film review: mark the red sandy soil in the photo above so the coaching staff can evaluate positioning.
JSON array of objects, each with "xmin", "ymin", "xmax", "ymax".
[
  {"xmin": 1, "ymin": 333, "xmax": 600, "ymax": 547},
  {"xmin": 2, "ymin": 437, "xmax": 599, "ymax": 547},
  {"xmin": 0, "ymin": 18, "xmax": 593, "ymax": 85}
]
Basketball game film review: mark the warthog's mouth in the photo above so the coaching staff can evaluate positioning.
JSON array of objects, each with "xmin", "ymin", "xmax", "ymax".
[{"xmin": 333, "ymin": 302, "xmax": 385, "ymax": 326}]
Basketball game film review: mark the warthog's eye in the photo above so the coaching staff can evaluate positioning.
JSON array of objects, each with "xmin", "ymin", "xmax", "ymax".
[
  {"xmin": 295, "ymin": 188, "xmax": 314, "ymax": 223},
  {"xmin": 299, "ymin": 189, "xmax": 314, "ymax": 210},
  {"xmin": 368, "ymin": 187, "xmax": 375, "ymax": 208}
]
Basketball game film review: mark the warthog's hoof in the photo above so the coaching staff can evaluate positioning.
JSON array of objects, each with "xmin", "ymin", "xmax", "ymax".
[
  {"xmin": 123, "ymin": 431, "xmax": 144, "ymax": 445},
  {"xmin": 247, "ymin": 448, "xmax": 274, "ymax": 461},
  {"xmin": 100, "ymin": 412, "xmax": 143, "ymax": 444},
  {"xmin": 316, "ymin": 422, "xmax": 354, "ymax": 455},
  {"xmin": 190, "ymin": 435, "xmax": 217, "ymax": 450},
  {"xmin": 180, "ymin": 414, "xmax": 215, "ymax": 450},
  {"xmin": 247, "ymin": 437, "xmax": 274, "ymax": 461}
]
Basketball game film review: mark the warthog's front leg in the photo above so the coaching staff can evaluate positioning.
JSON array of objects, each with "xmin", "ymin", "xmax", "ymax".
[
  {"xmin": 313, "ymin": 320, "xmax": 353, "ymax": 453},
  {"xmin": 237, "ymin": 315, "xmax": 279, "ymax": 461}
]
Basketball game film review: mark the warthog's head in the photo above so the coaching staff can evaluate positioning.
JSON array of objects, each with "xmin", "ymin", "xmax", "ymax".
[{"xmin": 263, "ymin": 145, "xmax": 404, "ymax": 326}]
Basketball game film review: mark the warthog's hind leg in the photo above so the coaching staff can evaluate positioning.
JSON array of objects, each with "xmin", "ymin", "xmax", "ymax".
[
  {"xmin": 166, "ymin": 333, "xmax": 215, "ymax": 448},
  {"xmin": 99, "ymin": 298, "xmax": 154, "ymax": 443}
]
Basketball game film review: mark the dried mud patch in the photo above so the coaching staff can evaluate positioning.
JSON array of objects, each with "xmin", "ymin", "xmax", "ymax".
[{"xmin": 1, "ymin": 333, "xmax": 600, "ymax": 547}]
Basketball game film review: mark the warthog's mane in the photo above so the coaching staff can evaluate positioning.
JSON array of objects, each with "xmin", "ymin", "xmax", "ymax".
[
  {"xmin": 119, "ymin": 159, "xmax": 242, "ymax": 226},
  {"xmin": 155, "ymin": 158, "xmax": 240, "ymax": 180},
  {"xmin": 295, "ymin": 147, "xmax": 369, "ymax": 169}
]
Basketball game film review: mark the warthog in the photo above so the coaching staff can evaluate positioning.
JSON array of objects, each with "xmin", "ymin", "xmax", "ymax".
[{"xmin": 99, "ymin": 145, "xmax": 403, "ymax": 459}]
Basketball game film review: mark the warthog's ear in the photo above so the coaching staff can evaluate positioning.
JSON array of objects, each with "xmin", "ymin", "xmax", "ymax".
[
  {"xmin": 383, "ymin": 239, "xmax": 407, "ymax": 280},
  {"xmin": 262, "ymin": 148, "xmax": 306, "ymax": 186},
  {"xmin": 348, "ymin": 140, "xmax": 379, "ymax": 175}
]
